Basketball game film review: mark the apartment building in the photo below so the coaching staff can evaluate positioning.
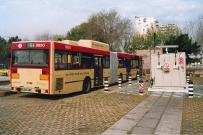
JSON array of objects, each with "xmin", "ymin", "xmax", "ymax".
[
  {"xmin": 135, "ymin": 16, "xmax": 160, "ymax": 36},
  {"xmin": 135, "ymin": 16, "xmax": 177, "ymax": 36},
  {"xmin": 160, "ymin": 24, "xmax": 177, "ymax": 33}
]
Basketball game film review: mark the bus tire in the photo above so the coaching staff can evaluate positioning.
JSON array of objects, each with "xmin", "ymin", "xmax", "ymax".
[{"xmin": 83, "ymin": 78, "xmax": 91, "ymax": 93}]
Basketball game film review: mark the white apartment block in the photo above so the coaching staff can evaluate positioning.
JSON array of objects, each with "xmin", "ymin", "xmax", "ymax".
[
  {"xmin": 160, "ymin": 24, "xmax": 177, "ymax": 33},
  {"xmin": 135, "ymin": 16, "xmax": 159, "ymax": 36}
]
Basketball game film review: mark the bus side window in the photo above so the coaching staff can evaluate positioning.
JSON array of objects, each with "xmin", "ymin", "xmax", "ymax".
[
  {"xmin": 55, "ymin": 52, "xmax": 61, "ymax": 70},
  {"xmin": 72, "ymin": 52, "xmax": 81, "ymax": 69},
  {"xmin": 62, "ymin": 53, "xmax": 67, "ymax": 69},
  {"xmin": 135, "ymin": 59, "xmax": 139, "ymax": 68},
  {"xmin": 81, "ymin": 53, "xmax": 93, "ymax": 69},
  {"xmin": 55, "ymin": 50, "xmax": 68, "ymax": 70},
  {"xmin": 131, "ymin": 59, "xmax": 134, "ymax": 68},
  {"xmin": 67, "ymin": 54, "xmax": 72, "ymax": 69},
  {"xmin": 118, "ymin": 58, "xmax": 124, "ymax": 68},
  {"xmin": 125, "ymin": 59, "xmax": 131, "ymax": 68},
  {"xmin": 131, "ymin": 59, "xmax": 139, "ymax": 69},
  {"xmin": 103, "ymin": 56, "xmax": 110, "ymax": 68}
]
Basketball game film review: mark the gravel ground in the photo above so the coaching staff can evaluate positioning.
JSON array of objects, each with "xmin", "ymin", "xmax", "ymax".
[
  {"xmin": 0, "ymin": 88, "xmax": 147, "ymax": 135},
  {"xmin": 194, "ymin": 85, "xmax": 203, "ymax": 96},
  {"xmin": 182, "ymin": 97, "xmax": 203, "ymax": 134},
  {"xmin": 190, "ymin": 77, "xmax": 203, "ymax": 97},
  {"xmin": 181, "ymin": 77, "xmax": 203, "ymax": 134}
]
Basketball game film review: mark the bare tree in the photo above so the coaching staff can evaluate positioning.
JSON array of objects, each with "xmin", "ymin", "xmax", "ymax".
[
  {"xmin": 87, "ymin": 10, "xmax": 133, "ymax": 52},
  {"xmin": 52, "ymin": 34, "xmax": 66, "ymax": 41},
  {"xmin": 183, "ymin": 15, "xmax": 203, "ymax": 49},
  {"xmin": 183, "ymin": 21, "xmax": 196, "ymax": 39},
  {"xmin": 196, "ymin": 15, "xmax": 203, "ymax": 50},
  {"xmin": 35, "ymin": 32, "xmax": 51, "ymax": 41}
]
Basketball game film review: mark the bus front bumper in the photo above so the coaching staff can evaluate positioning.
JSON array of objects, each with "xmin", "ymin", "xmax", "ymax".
[{"xmin": 11, "ymin": 87, "xmax": 48, "ymax": 94}]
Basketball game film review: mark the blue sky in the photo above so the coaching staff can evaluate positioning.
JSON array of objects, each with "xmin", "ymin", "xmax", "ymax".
[{"xmin": 0, "ymin": 0, "xmax": 202, "ymax": 39}]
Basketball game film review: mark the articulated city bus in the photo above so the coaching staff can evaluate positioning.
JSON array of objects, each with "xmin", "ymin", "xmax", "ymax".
[
  {"xmin": 117, "ymin": 52, "xmax": 140, "ymax": 81},
  {"xmin": 10, "ymin": 40, "xmax": 141, "ymax": 95}
]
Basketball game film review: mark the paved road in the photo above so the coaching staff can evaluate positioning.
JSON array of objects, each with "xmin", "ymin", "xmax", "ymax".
[
  {"xmin": 102, "ymin": 92, "xmax": 183, "ymax": 135},
  {"xmin": 114, "ymin": 81, "xmax": 150, "ymax": 95}
]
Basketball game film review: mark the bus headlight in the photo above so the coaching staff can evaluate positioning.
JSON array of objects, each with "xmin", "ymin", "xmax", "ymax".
[
  {"xmin": 12, "ymin": 73, "xmax": 20, "ymax": 79},
  {"xmin": 40, "ymin": 74, "xmax": 48, "ymax": 80}
]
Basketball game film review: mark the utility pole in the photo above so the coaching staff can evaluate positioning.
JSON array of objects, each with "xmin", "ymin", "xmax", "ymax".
[{"xmin": 153, "ymin": 32, "xmax": 156, "ymax": 53}]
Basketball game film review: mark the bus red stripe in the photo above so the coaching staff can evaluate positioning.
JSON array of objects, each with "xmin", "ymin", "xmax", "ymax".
[{"xmin": 54, "ymin": 42, "xmax": 110, "ymax": 56}]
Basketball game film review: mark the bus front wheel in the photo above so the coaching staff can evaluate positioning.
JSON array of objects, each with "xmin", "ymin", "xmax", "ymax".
[{"xmin": 83, "ymin": 78, "xmax": 91, "ymax": 93}]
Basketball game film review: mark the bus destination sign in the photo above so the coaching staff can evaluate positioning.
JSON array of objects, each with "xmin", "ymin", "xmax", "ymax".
[{"xmin": 26, "ymin": 43, "xmax": 46, "ymax": 48}]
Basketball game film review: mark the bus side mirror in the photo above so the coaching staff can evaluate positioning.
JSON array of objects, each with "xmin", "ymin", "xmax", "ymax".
[{"xmin": 68, "ymin": 55, "xmax": 72, "ymax": 64}]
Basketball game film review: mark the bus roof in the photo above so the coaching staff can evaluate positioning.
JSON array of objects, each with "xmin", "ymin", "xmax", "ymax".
[
  {"xmin": 11, "ymin": 41, "xmax": 142, "ymax": 57},
  {"xmin": 117, "ymin": 52, "xmax": 139, "ymax": 58},
  {"xmin": 54, "ymin": 41, "xmax": 110, "ymax": 56},
  {"xmin": 12, "ymin": 41, "xmax": 110, "ymax": 56}
]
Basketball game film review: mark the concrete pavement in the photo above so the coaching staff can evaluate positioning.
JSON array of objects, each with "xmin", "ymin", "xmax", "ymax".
[{"xmin": 102, "ymin": 92, "xmax": 184, "ymax": 135}]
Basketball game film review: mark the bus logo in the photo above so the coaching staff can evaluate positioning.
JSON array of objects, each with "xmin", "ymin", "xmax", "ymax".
[
  {"xmin": 18, "ymin": 44, "xmax": 22, "ymax": 48},
  {"xmin": 179, "ymin": 57, "xmax": 184, "ymax": 64},
  {"xmin": 36, "ymin": 44, "xmax": 46, "ymax": 48}
]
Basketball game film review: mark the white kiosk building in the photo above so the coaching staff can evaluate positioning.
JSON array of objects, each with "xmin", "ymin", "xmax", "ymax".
[{"xmin": 148, "ymin": 45, "xmax": 187, "ymax": 92}]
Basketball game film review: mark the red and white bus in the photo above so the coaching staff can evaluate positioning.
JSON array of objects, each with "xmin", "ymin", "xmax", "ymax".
[{"xmin": 10, "ymin": 40, "xmax": 142, "ymax": 95}]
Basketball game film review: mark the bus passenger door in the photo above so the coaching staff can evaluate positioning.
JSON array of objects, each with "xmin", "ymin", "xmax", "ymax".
[
  {"xmin": 126, "ymin": 59, "xmax": 131, "ymax": 80},
  {"xmin": 94, "ymin": 56, "xmax": 103, "ymax": 86}
]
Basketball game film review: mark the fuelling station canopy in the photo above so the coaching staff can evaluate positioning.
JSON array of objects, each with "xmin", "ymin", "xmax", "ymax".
[
  {"xmin": 156, "ymin": 45, "xmax": 178, "ymax": 49},
  {"xmin": 156, "ymin": 45, "xmax": 178, "ymax": 53}
]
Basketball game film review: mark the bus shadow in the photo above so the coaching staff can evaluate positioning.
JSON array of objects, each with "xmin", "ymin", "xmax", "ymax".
[
  {"xmin": 19, "ymin": 91, "xmax": 85, "ymax": 100},
  {"xmin": 18, "ymin": 87, "xmax": 103, "ymax": 100}
]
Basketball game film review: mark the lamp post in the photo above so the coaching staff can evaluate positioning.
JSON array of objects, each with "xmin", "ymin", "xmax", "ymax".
[{"xmin": 153, "ymin": 32, "xmax": 156, "ymax": 53}]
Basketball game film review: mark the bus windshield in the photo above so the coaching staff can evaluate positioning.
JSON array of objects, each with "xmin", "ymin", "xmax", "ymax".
[
  {"xmin": 0, "ymin": 64, "xmax": 7, "ymax": 69},
  {"xmin": 12, "ymin": 50, "xmax": 48, "ymax": 67}
]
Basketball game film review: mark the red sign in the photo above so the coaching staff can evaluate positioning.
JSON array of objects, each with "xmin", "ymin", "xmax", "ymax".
[
  {"xmin": 163, "ymin": 63, "xmax": 170, "ymax": 72},
  {"xmin": 179, "ymin": 57, "xmax": 184, "ymax": 64}
]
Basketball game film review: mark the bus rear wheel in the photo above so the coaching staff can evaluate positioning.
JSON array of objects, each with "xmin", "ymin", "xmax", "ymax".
[{"xmin": 83, "ymin": 78, "xmax": 91, "ymax": 93}]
